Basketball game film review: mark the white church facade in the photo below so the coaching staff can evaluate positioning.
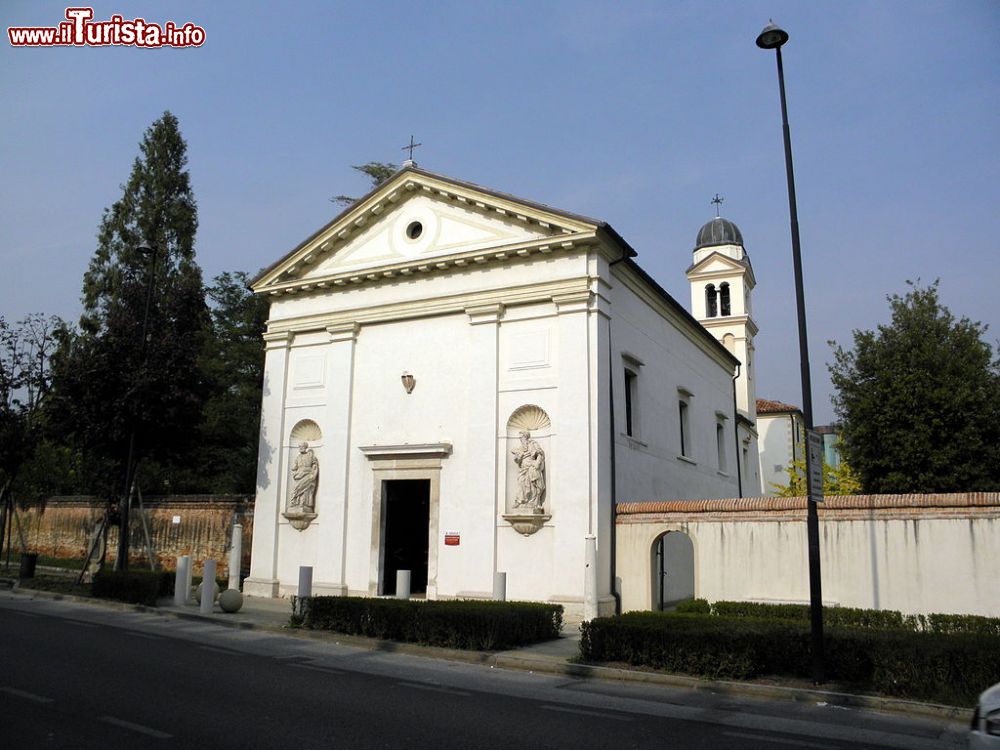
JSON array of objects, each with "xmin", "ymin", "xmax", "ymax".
[{"xmin": 244, "ymin": 166, "xmax": 760, "ymax": 617}]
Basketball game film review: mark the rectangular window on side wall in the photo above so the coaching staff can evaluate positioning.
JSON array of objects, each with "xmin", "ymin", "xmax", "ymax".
[
  {"xmin": 624, "ymin": 369, "xmax": 637, "ymax": 437},
  {"xmin": 677, "ymin": 387, "xmax": 693, "ymax": 459},
  {"xmin": 621, "ymin": 353, "xmax": 643, "ymax": 440},
  {"xmin": 716, "ymin": 413, "xmax": 727, "ymax": 473}
]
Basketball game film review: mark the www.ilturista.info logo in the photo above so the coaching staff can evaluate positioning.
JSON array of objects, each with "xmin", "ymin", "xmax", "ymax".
[{"xmin": 8, "ymin": 7, "xmax": 205, "ymax": 48}]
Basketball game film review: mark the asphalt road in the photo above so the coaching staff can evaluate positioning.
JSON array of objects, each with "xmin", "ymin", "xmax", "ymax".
[{"xmin": 0, "ymin": 593, "xmax": 964, "ymax": 749}]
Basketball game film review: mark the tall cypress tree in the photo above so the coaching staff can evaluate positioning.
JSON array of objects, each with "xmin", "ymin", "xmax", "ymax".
[{"xmin": 49, "ymin": 111, "xmax": 209, "ymax": 569}]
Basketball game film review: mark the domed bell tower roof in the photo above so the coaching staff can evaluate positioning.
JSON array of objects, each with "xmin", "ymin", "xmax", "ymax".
[{"xmin": 695, "ymin": 217, "xmax": 744, "ymax": 250}]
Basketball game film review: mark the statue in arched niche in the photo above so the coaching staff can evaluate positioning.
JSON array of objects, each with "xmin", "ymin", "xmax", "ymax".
[
  {"xmin": 511, "ymin": 430, "xmax": 546, "ymax": 511},
  {"xmin": 289, "ymin": 441, "xmax": 319, "ymax": 512}
]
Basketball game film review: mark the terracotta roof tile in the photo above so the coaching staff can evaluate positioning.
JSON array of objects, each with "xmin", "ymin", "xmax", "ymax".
[
  {"xmin": 756, "ymin": 398, "xmax": 801, "ymax": 414},
  {"xmin": 617, "ymin": 492, "xmax": 1000, "ymax": 515}
]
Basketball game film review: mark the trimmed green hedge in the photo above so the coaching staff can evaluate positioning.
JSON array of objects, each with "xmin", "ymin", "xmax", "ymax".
[
  {"xmin": 580, "ymin": 611, "xmax": 1000, "ymax": 706},
  {"xmin": 92, "ymin": 570, "xmax": 174, "ymax": 605},
  {"xmin": 674, "ymin": 598, "xmax": 711, "ymax": 614},
  {"xmin": 918, "ymin": 613, "xmax": 1000, "ymax": 637},
  {"xmin": 710, "ymin": 601, "xmax": 906, "ymax": 630},
  {"xmin": 293, "ymin": 596, "xmax": 563, "ymax": 650},
  {"xmin": 707, "ymin": 600, "xmax": 1000, "ymax": 635}
]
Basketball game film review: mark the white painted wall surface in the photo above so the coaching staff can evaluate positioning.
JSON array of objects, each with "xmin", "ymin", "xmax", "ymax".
[
  {"xmin": 757, "ymin": 412, "xmax": 802, "ymax": 494},
  {"xmin": 617, "ymin": 512, "xmax": 1000, "ymax": 617}
]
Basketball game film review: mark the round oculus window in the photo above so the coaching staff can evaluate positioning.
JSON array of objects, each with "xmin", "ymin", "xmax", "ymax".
[{"xmin": 405, "ymin": 221, "xmax": 423, "ymax": 240}]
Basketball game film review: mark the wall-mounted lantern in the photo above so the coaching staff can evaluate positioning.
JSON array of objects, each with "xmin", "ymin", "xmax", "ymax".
[{"xmin": 401, "ymin": 372, "xmax": 416, "ymax": 394}]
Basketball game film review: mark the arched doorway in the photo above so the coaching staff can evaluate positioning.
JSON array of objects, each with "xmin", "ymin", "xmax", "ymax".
[{"xmin": 652, "ymin": 531, "xmax": 695, "ymax": 610}]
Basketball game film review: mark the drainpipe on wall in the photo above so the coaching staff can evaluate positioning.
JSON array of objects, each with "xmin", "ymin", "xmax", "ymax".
[
  {"xmin": 732, "ymin": 363, "xmax": 743, "ymax": 497},
  {"xmin": 607, "ymin": 254, "xmax": 627, "ymax": 616}
]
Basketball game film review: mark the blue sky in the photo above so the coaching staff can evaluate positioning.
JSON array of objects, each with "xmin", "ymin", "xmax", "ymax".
[{"xmin": 2, "ymin": 1, "xmax": 998, "ymax": 423}]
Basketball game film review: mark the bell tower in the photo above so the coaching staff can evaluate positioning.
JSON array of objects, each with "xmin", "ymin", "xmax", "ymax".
[{"xmin": 686, "ymin": 209, "xmax": 761, "ymax": 492}]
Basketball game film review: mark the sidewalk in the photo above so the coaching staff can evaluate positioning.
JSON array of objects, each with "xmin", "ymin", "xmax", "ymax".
[{"xmin": 5, "ymin": 580, "xmax": 973, "ymax": 725}]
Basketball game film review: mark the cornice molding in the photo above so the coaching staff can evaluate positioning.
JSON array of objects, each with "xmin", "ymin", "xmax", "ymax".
[
  {"xmin": 700, "ymin": 315, "xmax": 760, "ymax": 337},
  {"xmin": 359, "ymin": 443, "xmax": 453, "ymax": 461},
  {"xmin": 264, "ymin": 277, "xmax": 594, "ymax": 336},
  {"xmin": 257, "ymin": 233, "xmax": 596, "ymax": 298}
]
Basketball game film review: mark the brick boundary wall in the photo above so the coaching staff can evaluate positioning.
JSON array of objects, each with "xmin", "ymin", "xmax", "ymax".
[{"xmin": 6, "ymin": 495, "xmax": 254, "ymax": 576}]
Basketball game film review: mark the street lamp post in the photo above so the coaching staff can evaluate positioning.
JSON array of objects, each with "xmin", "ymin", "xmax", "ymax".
[
  {"xmin": 756, "ymin": 21, "xmax": 825, "ymax": 683},
  {"xmin": 115, "ymin": 244, "xmax": 158, "ymax": 573}
]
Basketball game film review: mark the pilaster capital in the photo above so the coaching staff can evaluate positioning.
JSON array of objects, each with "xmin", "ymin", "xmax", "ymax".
[
  {"xmin": 465, "ymin": 303, "xmax": 504, "ymax": 326},
  {"xmin": 327, "ymin": 322, "xmax": 360, "ymax": 342},
  {"xmin": 263, "ymin": 330, "xmax": 293, "ymax": 350},
  {"xmin": 552, "ymin": 291, "xmax": 592, "ymax": 314}
]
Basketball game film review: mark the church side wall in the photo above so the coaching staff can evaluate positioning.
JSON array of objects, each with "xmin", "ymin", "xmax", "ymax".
[
  {"xmin": 616, "ymin": 495, "xmax": 1000, "ymax": 617},
  {"xmin": 608, "ymin": 270, "xmax": 741, "ymax": 503}
]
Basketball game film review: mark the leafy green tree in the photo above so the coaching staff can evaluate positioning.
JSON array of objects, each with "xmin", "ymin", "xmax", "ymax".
[
  {"xmin": 47, "ymin": 112, "xmax": 209, "ymax": 567},
  {"xmin": 331, "ymin": 161, "xmax": 398, "ymax": 205},
  {"xmin": 829, "ymin": 281, "xmax": 1000, "ymax": 493},
  {"xmin": 771, "ymin": 456, "xmax": 862, "ymax": 497},
  {"xmin": 193, "ymin": 271, "xmax": 268, "ymax": 493},
  {"xmin": 0, "ymin": 314, "xmax": 62, "ymax": 558}
]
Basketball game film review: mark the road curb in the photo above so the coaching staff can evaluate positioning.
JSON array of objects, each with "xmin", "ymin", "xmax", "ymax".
[{"xmin": 6, "ymin": 584, "xmax": 972, "ymax": 724}]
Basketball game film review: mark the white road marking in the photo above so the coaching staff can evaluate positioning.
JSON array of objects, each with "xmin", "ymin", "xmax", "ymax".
[
  {"xmin": 397, "ymin": 682, "xmax": 470, "ymax": 696},
  {"xmin": 1, "ymin": 686, "xmax": 53, "ymax": 703},
  {"xmin": 723, "ymin": 731, "xmax": 840, "ymax": 749},
  {"xmin": 540, "ymin": 705, "xmax": 632, "ymax": 721},
  {"xmin": 99, "ymin": 716, "xmax": 172, "ymax": 738}
]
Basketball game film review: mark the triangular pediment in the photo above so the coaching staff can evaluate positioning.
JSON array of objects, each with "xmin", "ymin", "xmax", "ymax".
[
  {"xmin": 686, "ymin": 250, "xmax": 755, "ymax": 287},
  {"xmin": 252, "ymin": 167, "xmax": 603, "ymax": 295},
  {"xmin": 302, "ymin": 194, "xmax": 550, "ymax": 279}
]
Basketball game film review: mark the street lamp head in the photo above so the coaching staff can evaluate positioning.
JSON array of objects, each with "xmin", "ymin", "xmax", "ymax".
[
  {"xmin": 756, "ymin": 20, "xmax": 788, "ymax": 50},
  {"xmin": 136, "ymin": 244, "xmax": 154, "ymax": 255}
]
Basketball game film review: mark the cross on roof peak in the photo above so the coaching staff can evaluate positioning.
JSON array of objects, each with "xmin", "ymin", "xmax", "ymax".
[
  {"xmin": 402, "ymin": 135, "xmax": 422, "ymax": 165},
  {"xmin": 712, "ymin": 193, "xmax": 724, "ymax": 217}
]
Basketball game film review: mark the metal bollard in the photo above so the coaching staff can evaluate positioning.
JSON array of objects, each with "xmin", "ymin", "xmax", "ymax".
[
  {"xmin": 493, "ymin": 571, "xmax": 507, "ymax": 601},
  {"xmin": 395, "ymin": 570, "xmax": 411, "ymax": 600},
  {"xmin": 228, "ymin": 523, "xmax": 243, "ymax": 591},
  {"xmin": 200, "ymin": 560, "xmax": 217, "ymax": 614},
  {"xmin": 175, "ymin": 556, "xmax": 190, "ymax": 606}
]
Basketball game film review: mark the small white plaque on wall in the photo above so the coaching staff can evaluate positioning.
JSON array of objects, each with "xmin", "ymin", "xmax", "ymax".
[{"xmin": 172, "ymin": 516, "xmax": 181, "ymax": 525}]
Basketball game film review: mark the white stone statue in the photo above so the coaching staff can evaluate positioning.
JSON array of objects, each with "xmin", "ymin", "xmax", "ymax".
[
  {"xmin": 511, "ymin": 430, "xmax": 546, "ymax": 511},
  {"xmin": 289, "ymin": 441, "xmax": 319, "ymax": 512}
]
